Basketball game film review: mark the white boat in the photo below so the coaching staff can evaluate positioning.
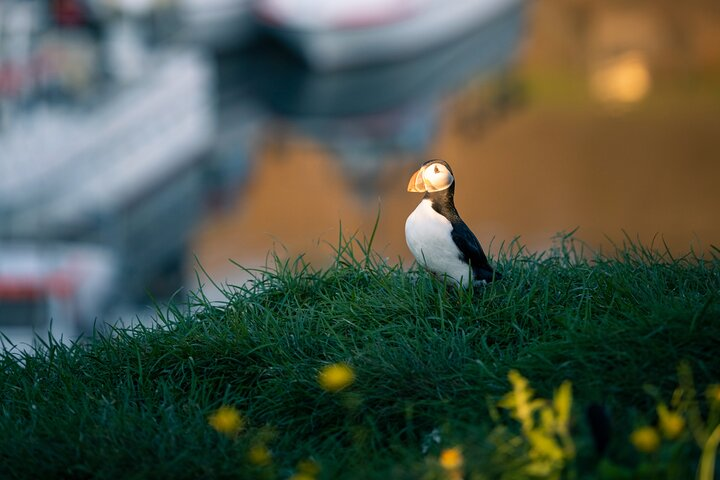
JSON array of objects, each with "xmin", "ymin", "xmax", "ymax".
[
  {"xmin": 0, "ymin": 45, "xmax": 214, "ymax": 300},
  {"xmin": 0, "ymin": 0, "xmax": 219, "ymax": 310},
  {"xmin": 0, "ymin": 243, "xmax": 117, "ymax": 351},
  {"xmin": 242, "ymin": 3, "xmax": 523, "ymax": 188},
  {"xmin": 252, "ymin": 0, "xmax": 523, "ymax": 70},
  {"xmin": 0, "ymin": 50, "xmax": 213, "ymax": 237}
]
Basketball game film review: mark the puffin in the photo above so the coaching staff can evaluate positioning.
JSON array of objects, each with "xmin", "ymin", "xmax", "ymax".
[{"xmin": 405, "ymin": 159, "xmax": 501, "ymax": 287}]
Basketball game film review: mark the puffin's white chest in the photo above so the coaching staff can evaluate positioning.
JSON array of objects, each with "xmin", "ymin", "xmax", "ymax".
[{"xmin": 405, "ymin": 199, "xmax": 472, "ymax": 286}]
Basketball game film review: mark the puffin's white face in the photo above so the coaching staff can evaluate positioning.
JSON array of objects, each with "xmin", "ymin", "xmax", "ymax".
[{"xmin": 407, "ymin": 162, "xmax": 454, "ymax": 193}]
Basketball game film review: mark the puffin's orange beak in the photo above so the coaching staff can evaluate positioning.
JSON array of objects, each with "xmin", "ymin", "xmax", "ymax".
[{"xmin": 407, "ymin": 166, "xmax": 426, "ymax": 192}]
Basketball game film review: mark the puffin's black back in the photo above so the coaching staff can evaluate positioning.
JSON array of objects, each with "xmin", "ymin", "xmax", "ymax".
[{"xmin": 423, "ymin": 160, "xmax": 500, "ymax": 282}]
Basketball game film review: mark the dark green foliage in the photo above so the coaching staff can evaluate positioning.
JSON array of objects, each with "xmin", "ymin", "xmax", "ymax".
[{"xmin": 1, "ymin": 231, "xmax": 718, "ymax": 479}]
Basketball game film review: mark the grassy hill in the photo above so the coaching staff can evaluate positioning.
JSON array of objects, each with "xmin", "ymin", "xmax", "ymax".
[{"xmin": 1, "ymin": 233, "xmax": 719, "ymax": 479}]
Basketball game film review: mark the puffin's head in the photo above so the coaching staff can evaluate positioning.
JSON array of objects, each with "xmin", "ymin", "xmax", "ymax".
[{"xmin": 407, "ymin": 159, "xmax": 455, "ymax": 193}]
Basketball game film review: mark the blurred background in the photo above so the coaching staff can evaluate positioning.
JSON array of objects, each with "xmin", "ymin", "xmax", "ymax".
[{"xmin": 1, "ymin": 0, "xmax": 719, "ymax": 346}]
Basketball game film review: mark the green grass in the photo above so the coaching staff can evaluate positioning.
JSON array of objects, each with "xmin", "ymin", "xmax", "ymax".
[{"xmin": 1, "ymin": 230, "xmax": 719, "ymax": 479}]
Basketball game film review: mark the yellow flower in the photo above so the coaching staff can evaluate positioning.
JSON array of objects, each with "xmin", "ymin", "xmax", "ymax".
[
  {"xmin": 630, "ymin": 426, "xmax": 660, "ymax": 453},
  {"xmin": 318, "ymin": 363, "xmax": 355, "ymax": 392},
  {"xmin": 248, "ymin": 444, "xmax": 272, "ymax": 466},
  {"xmin": 657, "ymin": 404, "xmax": 685, "ymax": 439},
  {"xmin": 439, "ymin": 447, "xmax": 464, "ymax": 470},
  {"xmin": 498, "ymin": 370, "xmax": 550, "ymax": 434},
  {"xmin": 208, "ymin": 406, "xmax": 244, "ymax": 437},
  {"xmin": 553, "ymin": 381, "xmax": 573, "ymax": 428},
  {"xmin": 527, "ymin": 430, "xmax": 564, "ymax": 462}
]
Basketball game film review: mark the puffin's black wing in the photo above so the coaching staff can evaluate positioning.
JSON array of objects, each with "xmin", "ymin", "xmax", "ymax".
[{"xmin": 450, "ymin": 222, "xmax": 501, "ymax": 282}]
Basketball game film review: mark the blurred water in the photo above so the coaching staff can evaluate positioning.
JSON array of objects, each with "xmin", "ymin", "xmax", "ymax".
[{"xmin": 1, "ymin": 0, "xmax": 719, "ymax": 344}]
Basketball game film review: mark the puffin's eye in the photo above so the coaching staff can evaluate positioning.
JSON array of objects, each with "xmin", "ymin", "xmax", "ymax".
[{"xmin": 434, "ymin": 165, "xmax": 440, "ymax": 174}]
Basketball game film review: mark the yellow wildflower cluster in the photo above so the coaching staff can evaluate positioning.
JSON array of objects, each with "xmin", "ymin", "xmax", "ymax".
[
  {"xmin": 439, "ymin": 447, "xmax": 464, "ymax": 480},
  {"xmin": 248, "ymin": 443, "xmax": 272, "ymax": 466},
  {"xmin": 204, "ymin": 364, "xmax": 720, "ymax": 479},
  {"xmin": 630, "ymin": 400, "xmax": 687, "ymax": 453},
  {"xmin": 318, "ymin": 363, "xmax": 356, "ymax": 392},
  {"xmin": 630, "ymin": 426, "xmax": 660, "ymax": 453},
  {"xmin": 628, "ymin": 363, "xmax": 720, "ymax": 480},
  {"xmin": 657, "ymin": 403, "xmax": 686, "ymax": 439},
  {"xmin": 207, "ymin": 406, "xmax": 279, "ymax": 472},
  {"xmin": 208, "ymin": 406, "xmax": 244, "ymax": 438},
  {"xmin": 497, "ymin": 370, "xmax": 575, "ymax": 478}
]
